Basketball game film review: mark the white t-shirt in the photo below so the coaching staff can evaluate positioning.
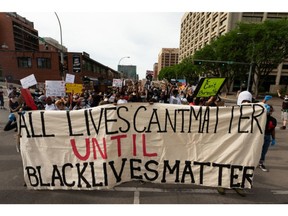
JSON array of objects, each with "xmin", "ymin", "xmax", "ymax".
[{"xmin": 45, "ymin": 103, "xmax": 57, "ymax": 110}]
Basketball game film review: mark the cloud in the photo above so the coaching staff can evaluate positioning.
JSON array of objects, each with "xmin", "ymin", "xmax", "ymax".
[{"xmin": 19, "ymin": 12, "xmax": 183, "ymax": 79}]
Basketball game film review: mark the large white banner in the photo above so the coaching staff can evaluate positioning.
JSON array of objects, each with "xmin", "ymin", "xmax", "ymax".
[{"xmin": 19, "ymin": 103, "xmax": 267, "ymax": 190}]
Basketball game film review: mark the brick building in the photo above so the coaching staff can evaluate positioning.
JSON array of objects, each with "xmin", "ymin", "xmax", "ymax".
[{"xmin": 0, "ymin": 12, "xmax": 120, "ymax": 92}]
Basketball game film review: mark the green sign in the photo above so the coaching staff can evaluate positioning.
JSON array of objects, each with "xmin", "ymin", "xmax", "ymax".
[{"xmin": 193, "ymin": 77, "xmax": 226, "ymax": 98}]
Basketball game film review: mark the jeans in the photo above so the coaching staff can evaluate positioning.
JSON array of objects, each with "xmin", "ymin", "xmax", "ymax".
[{"xmin": 260, "ymin": 135, "xmax": 271, "ymax": 163}]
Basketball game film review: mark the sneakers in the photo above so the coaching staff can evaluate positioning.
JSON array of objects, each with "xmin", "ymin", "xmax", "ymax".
[
  {"xmin": 280, "ymin": 126, "xmax": 286, "ymax": 130},
  {"xmin": 217, "ymin": 187, "xmax": 246, "ymax": 197},
  {"xmin": 259, "ymin": 163, "xmax": 269, "ymax": 172},
  {"xmin": 217, "ymin": 187, "xmax": 226, "ymax": 195},
  {"xmin": 233, "ymin": 188, "xmax": 246, "ymax": 197}
]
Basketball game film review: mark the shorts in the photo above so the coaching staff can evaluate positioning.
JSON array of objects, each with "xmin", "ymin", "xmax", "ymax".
[{"xmin": 281, "ymin": 109, "xmax": 288, "ymax": 121}]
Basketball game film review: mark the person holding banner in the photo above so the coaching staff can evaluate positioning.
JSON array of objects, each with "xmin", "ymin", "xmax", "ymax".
[
  {"xmin": 258, "ymin": 104, "xmax": 277, "ymax": 172},
  {"xmin": 45, "ymin": 97, "xmax": 57, "ymax": 111},
  {"xmin": 217, "ymin": 90, "xmax": 254, "ymax": 197}
]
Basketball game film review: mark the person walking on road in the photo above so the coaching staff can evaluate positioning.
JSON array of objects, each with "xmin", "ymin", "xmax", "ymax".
[
  {"xmin": 277, "ymin": 89, "xmax": 288, "ymax": 130},
  {"xmin": 258, "ymin": 104, "xmax": 277, "ymax": 172}
]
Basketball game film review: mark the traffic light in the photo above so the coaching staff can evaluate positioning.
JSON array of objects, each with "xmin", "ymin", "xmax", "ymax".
[
  {"xmin": 220, "ymin": 63, "xmax": 226, "ymax": 67},
  {"xmin": 194, "ymin": 60, "xmax": 203, "ymax": 65}
]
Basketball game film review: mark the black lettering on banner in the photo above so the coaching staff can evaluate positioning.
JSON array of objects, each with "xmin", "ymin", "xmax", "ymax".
[
  {"xmin": 76, "ymin": 162, "xmax": 91, "ymax": 188},
  {"xmin": 252, "ymin": 104, "xmax": 265, "ymax": 134},
  {"xmin": 117, "ymin": 106, "xmax": 130, "ymax": 133},
  {"xmin": 214, "ymin": 106, "xmax": 219, "ymax": 133},
  {"xmin": 144, "ymin": 160, "xmax": 159, "ymax": 181},
  {"xmin": 241, "ymin": 166, "xmax": 255, "ymax": 188},
  {"xmin": 104, "ymin": 107, "xmax": 118, "ymax": 135},
  {"xmin": 133, "ymin": 106, "xmax": 147, "ymax": 133},
  {"xmin": 84, "ymin": 109, "xmax": 91, "ymax": 136},
  {"xmin": 103, "ymin": 162, "xmax": 108, "ymax": 186},
  {"xmin": 181, "ymin": 161, "xmax": 195, "ymax": 183},
  {"xmin": 238, "ymin": 104, "xmax": 250, "ymax": 133},
  {"xmin": 212, "ymin": 163, "xmax": 231, "ymax": 186},
  {"xmin": 193, "ymin": 161, "xmax": 211, "ymax": 184},
  {"xmin": 146, "ymin": 109, "xmax": 162, "ymax": 133},
  {"xmin": 228, "ymin": 106, "xmax": 234, "ymax": 133},
  {"xmin": 89, "ymin": 162, "xmax": 103, "ymax": 187},
  {"xmin": 51, "ymin": 164, "xmax": 64, "ymax": 186},
  {"xmin": 230, "ymin": 165, "xmax": 243, "ymax": 188},
  {"xmin": 177, "ymin": 109, "xmax": 190, "ymax": 133},
  {"xmin": 189, "ymin": 106, "xmax": 203, "ymax": 133},
  {"xmin": 66, "ymin": 110, "xmax": 83, "ymax": 136},
  {"xmin": 89, "ymin": 108, "xmax": 104, "ymax": 135},
  {"xmin": 201, "ymin": 107, "xmax": 210, "ymax": 133},
  {"xmin": 25, "ymin": 166, "xmax": 38, "ymax": 186},
  {"xmin": 36, "ymin": 166, "xmax": 50, "ymax": 186},
  {"xmin": 161, "ymin": 160, "xmax": 180, "ymax": 183},
  {"xmin": 62, "ymin": 163, "xmax": 75, "ymax": 187},
  {"xmin": 28, "ymin": 112, "xmax": 41, "ymax": 137},
  {"xmin": 164, "ymin": 109, "xmax": 176, "ymax": 133},
  {"xmin": 108, "ymin": 158, "xmax": 127, "ymax": 183},
  {"xmin": 18, "ymin": 112, "xmax": 31, "ymax": 138},
  {"xmin": 40, "ymin": 112, "xmax": 55, "ymax": 137},
  {"xmin": 130, "ymin": 159, "xmax": 142, "ymax": 180}
]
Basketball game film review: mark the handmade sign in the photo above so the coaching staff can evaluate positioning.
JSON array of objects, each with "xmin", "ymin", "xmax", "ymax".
[
  {"xmin": 19, "ymin": 103, "xmax": 266, "ymax": 190},
  {"xmin": 193, "ymin": 77, "xmax": 226, "ymax": 98}
]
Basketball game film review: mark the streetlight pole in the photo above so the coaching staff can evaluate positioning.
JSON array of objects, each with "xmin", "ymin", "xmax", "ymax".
[
  {"xmin": 54, "ymin": 12, "xmax": 64, "ymax": 79},
  {"xmin": 247, "ymin": 40, "xmax": 255, "ymax": 91},
  {"xmin": 118, "ymin": 56, "xmax": 130, "ymax": 68},
  {"xmin": 118, "ymin": 56, "xmax": 130, "ymax": 79}
]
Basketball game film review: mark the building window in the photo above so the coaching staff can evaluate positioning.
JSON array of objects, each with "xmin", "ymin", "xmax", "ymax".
[
  {"xmin": 17, "ymin": 57, "xmax": 32, "ymax": 68},
  {"xmin": 37, "ymin": 58, "xmax": 51, "ymax": 69}
]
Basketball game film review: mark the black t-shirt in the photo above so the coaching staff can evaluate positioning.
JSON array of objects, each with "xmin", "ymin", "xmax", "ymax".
[{"xmin": 265, "ymin": 115, "xmax": 277, "ymax": 135}]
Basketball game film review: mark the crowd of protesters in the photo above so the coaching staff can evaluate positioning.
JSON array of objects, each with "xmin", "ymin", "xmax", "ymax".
[{"xmin": 1, "ymin": 79, "xmax": 225, "ymax": 131}]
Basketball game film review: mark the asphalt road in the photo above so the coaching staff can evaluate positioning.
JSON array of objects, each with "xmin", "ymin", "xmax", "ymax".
[{"xmin": 0, "ymin": 95, "xmax": 288, "ymax": 207}]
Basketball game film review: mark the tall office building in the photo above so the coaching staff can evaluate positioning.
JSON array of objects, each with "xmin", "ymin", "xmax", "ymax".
[
  {"xmin": 179, "ymin": 12, "xmax": 288, "ymax": 91},
  {"xmin": 157, "ymin": 48, "xmax": 179, "ymax": 74},
  {"xmin": 179, "ymin": 12, "xmax": 288, "ymax": 60},
  {"xmin": 0, "ymin": 12, "xmax": 120, "ymax": 91},
  {"xmin": 0, "ymin": 12, "xmax": 39, "ymax": 51},
  {"xmin": 118, "ymin": 65, "xmax": 137, "ymax": 81}
]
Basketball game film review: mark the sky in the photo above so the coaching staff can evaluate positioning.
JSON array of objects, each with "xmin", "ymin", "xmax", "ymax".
[
  {"xmin": 18, "ymin": 12, "xmax": 183, "ymax": 80},
  {"xmin": 3, "ymin": 0, "xmax": 284, "ymax": 80}
]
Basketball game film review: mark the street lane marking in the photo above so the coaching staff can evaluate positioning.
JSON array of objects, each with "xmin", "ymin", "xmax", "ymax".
[
  {"xmin": 271, "ymin": 190, "xmax": 288, "ymax": 195},
  {"xmin": 134, "ymin": 191, "xmax": 140, "ymax": 204}
]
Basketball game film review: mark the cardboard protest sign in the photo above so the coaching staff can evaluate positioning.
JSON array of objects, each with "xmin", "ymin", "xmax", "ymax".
[
  {"xmin": 45, "ymin": 80, "xmax": 66, "ymax": 97},
  {"xmin": 20, "ymin": 74, "xmax": 37, "ymax": 89},
  {"xmin": 65, "ymin": 73, "xmax": 75, "ymax": 84},
  {"xmin": 66, "ymin": 83, "xmax": 83, "ymax": 94},
  {"xmin": 19, "ymin": 103, "xmax": 266, "ymax": 190},
  {"xmin": 113, "ymin": 79, "xmax": 123, "ymax": 88},
  {"xmin": 193, "ymin": 77, "xmax": 226, "ymax": 98}
]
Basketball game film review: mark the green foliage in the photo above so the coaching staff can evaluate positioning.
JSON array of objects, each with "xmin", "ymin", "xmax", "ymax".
[
  {"xmin": 189, "ymin": 18, "xmax": 288, "ymax": 96},
  {"xmin": 159, "ymin": 18, "xmax": 288, "ymax": 95},
  {"xmin": 158, "ymin": 57, "xmax": 200, "ymax": 84}
]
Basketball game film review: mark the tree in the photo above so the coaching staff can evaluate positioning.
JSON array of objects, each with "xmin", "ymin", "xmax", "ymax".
[
  {"xmin": 193, "ymin": 32, "xmax": 250, "ymax": 93},
  {"xmin": 236, "ymin": 19, "xmax": 288, "ymax": 96},
  {"xmin": 158, "ymin": 66, "xmax": 177, "ymax": 81}
]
